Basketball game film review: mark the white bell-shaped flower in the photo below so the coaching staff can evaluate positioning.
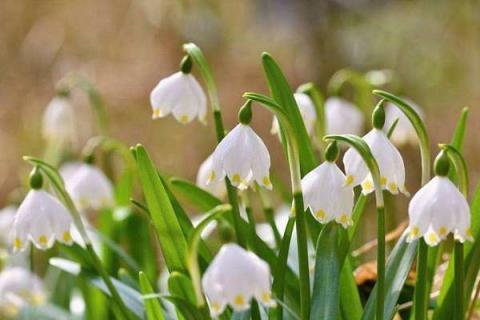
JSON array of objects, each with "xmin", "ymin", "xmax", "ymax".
[
  {"xmin": 325, "ymin": 97, "xmax": 364, "ymax": 135},
  {"xmin": 150, "ymin": 71, "xmax": 207, "ymax": 124},
  {"xmin": 302, "ymin": 162, "xmax": 354, "ymax": 228},
  {"xmin": 196, "ymin": 155, "xmax": 227, "ymax": 199},
  {"xmin": 13, "ymin": 190, "xmax": 73, "ymax": 251},
  {"xmin": 344, "ymin": 129, "xmax": 408, "ymax": 195},
  {"xmin": 384, "ymin": 98, "xmax": 424, "ymax": 146},
  {"xmin": 63, "ymin": 163, "xmax": 114, "ymax": 211},
  {"xmin": 0, "ymin": 267, "xmax": 45, "ymax": 317},
  {"xmin": 407, "ymin": 176, "xmax": 472, "ymax": 246},
  {"xmin": 0, "ymin": 206, "xmax": 16, "ymax": 247},
  {"xmin": 42, "ymin": 96, "xmax": 75, "ymax": 145},
  {"xmin": 202, "ymin": 243, "xmax": 275, "ymax": 316},
  {"xmin": 209, "ymin": 124, "xmax": 271, "ymax": 190},
  {"xmin": 271, "ymin": 92, "xmax": 317, "ymax": 136}
]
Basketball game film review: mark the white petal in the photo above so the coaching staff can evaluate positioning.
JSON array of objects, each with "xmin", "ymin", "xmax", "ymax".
[
  {"xmin": 302, "ymin": 162, "xmax": 354, "ymax": 227},
  {"xmin": 65, "ymin": 164, "xmax": 114, "ymax": 211},
  {"xmin": 343, "ymin": 148, "xmax": 369, "ymax": 188},
  {"xmin": 364, "ymin": 129, "xmax": 407, "ymax": 195},
  {"xmin": 196, "ymin": 155, "xmax": 227, "ymax": 198},
  {"xmin": 202, "ymin": 244, "xmax": 273, "ymax": 314},
  {"xmin": 246, "ymin": 127, "xmax": 271, "ymax": 189},
  {"xmin": 294, "ymin": 93, "xmax": 317, "ymax": 135},
  {"xmin": 13, "ymin": 190, "xmax": 72, "ymax": 251},
  {"xmin": 384, "ymin": 98, "xmax": 424, "ymax": 146},
  {"xmin": 325, "ymin": 97, "xmax": 364, "ymax": 135},
  {"xmin": 212, "ymin": 124, "xmax": 271, "ymax": 190},
  {"xmin": 42, "ymin": 97, "xmax": 75, "ymax": 144},
  {"xmin": 150, "ymin": 72, "xmax": 184, "ymax": 118}
]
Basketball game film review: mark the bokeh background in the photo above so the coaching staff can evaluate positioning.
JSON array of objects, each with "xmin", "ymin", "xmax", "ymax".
[{"xmin": 0, "ymin": 0, "xmax": 479, "ymax": 247}]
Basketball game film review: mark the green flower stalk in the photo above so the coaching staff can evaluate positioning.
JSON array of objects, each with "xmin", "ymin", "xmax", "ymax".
[
  {"xmin": 324, "ymin": 133, "xmax": 384, "ymax": 319},
  {"xmin": 243, "ymin": 92, "xmax": 308, "ymax": 319},
  {"xmin": 183, "ymin": 43, "xmax": 247, "ymax": 247},
  {"xmin": 373, "ymin": 90, "xmax": 431, "ymax": 320}
]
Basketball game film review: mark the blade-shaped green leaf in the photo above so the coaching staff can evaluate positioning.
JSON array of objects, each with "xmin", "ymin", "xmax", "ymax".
[
  {"xmin": 134, "ymin": 144, "xmax": 188, "ymax": 272},
  {"xmin": 339, "ymin": 259, "xmax": 362, "ymax": 320},
  {"xmin": 139, "ymin": 272, "xmax": 165, "ymax": 320},
  {"xmin": 169, "ymin": 177, "xmax": 223, "ymax": 212},
  {"xmin": 361, "ymin": 233, "xmax": 417, "ymax": 320},
  {"xmin": 310, "ymin": 224, "xmax": 340, "ymax": 320},
  {"xmin": 50, "ymin": 258, "xmax": 144, "ymax": 319},
  {"xmin": 261, "ymin": 53, "xmax": 317, "ymax": 175}
]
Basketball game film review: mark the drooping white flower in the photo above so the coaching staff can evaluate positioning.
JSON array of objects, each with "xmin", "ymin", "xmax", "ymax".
[
  {"xmin": 271, "ymin": 92, "xmax": 317, "ymax": 136},
  {"xmin": 202, "ymin": 243, "xmax": 275, "ymax": 316},
  {"xmin": 13, "ymin": 190, "xmax": 73, "ymax": 251},
  {"xmin": 343, "ymin": 128, "xmax": 408, "ymax": 195},
  {"xmin": 59, "ymin": 161, "xmax": 83, "ymax": 182},
  {"xmin": 302, "ymin": 162, "xmax": 354, "ymax": 228},
  {"xmin": 63, "ymin": 163, "xmax": 114, "ymax": 211},
  {"xmin": 42, "ymin": 96, "xmax": 75, "ymax": 145},
  {"xmin": 325, "ymin": 97, "xmax": 364, "ymax": 135},
  {"xmin": 209, "ymin": 124, "xmax": 271, "ymax": 190},
  {"xmin": 407, "ymin": 176, "xmax": 472, "ymax": 246},
  {"xmin": 0, "ymin": 206, "xmax": 16, "ymax": 247},
  {"xmin": 384, "ymin": 98, "xmax": 424, "ymax": 146},
  {"xmin": 196, "ymin": 155, "xmax": 227, "ymax": 199},
  {"xmin": 0, "ymin": 267, "xmax": 45, "ymax": 317},
  {"xmin": 150, "ymin": 72, "xmax": 207, "ymax": 124}
]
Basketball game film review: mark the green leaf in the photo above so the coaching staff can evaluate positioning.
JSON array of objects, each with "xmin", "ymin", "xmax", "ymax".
[
  {"xmin": 361, "ymin": 233, "xmax": 417, "ymax": 320},
  {"xmin": 169, "ymin": 177, "xmax": 223, "ymax": 212},
  {"xmin": 134, "ymin": 144, "xmax": 188, "ymax": 272},
  {"xmin": 261, "ymin": 53, "xmax": 317, "ymax": 175},
  {"xmin": 19, "ymin": 304, "xmax": 78, "ymax": 320},
  {"xmin": 144, "ymin": 294, "xmax": 200, "ymax": 320},
  {"xmin": 339, "ymin": 259, "xmax": 362, "ymax": 320},
  {"xmin": 450, "ymin": 107, "xmax": 469, "ymax": 151},
  {"xmin": 50, "ymin": 258, "xmax": 144, "ymax": 319},
  {"xmin": 139, "ymin": 272, "xmax": 165, "ymax": 320},
  {"xmin": 310, "ymin": 224, "xmax": 340, "ymax": 320}
]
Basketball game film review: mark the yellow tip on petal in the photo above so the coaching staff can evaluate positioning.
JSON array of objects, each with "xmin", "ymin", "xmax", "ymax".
[
  {"xmin": 315, "ymin": 209, "xmax": 326, "ymax": 221},
  {"xmin": 211, "ymin": 301, "xmax": 222, "ymax": 315},
  {"xmin": 208, "ymin": 170, "xmax": 216, "ymax": 182},
  {"xmin": 362, "ymin": 180, "xmax": 374, "ymax": 192},
  {"xmin": 233, "ymin": 294, "xmax": 246, "ymax": 307},
  {"xmin": 262, "ymin": 176, "xmax": 271, "ymax": 187},
  {"xmin": 425, "ymin": 232, "xmax": 440, "ymax": 246},
  {"xmin": 410, "ymin": 226, "xmax": 420, "ymax": 237},
  {"xmin": 467, "ymin": 228, "xmax": 474, "ymax": 239},
  {"xmin": 152, "ymin": 108, "xmax": 162, "ymax": 119},
  {"xmin": 337, "ymin": 214, "xmax": 352, "ymax": 228},
  {"xmin": 380, "ymin": 176, "xmax": 387, "ymax": 187},
  {"xmin": 179, "ymin": 115, "xmax": 189, "ymax": 124},
  {"xmin": 345, "ymin": 175, "xmax": 354, "ymax": 186},
  {"xmin": 438, "ymin": 226, "xmax": 448, "ymax": 237},
  {"xmin": 38, "ymin": 235, "xmax": 48, "ymax": 247},
  {"xmin": 261, "ymin": 291, "xmax": 271, "ymax": 303},
  {"xmin": 232, "ymin": 174, "xmax": 241, "ymax": 184},
  {"xmin": 63, "ymin": 231, "xmax": 72, "ymax": 243},
  {"xmin": 14, "ymin": 238, "xmax": 22, "ymax": 250},
  {"xmin": 388, "ymin": 182, "xmax": 398, "ymax": 193}
]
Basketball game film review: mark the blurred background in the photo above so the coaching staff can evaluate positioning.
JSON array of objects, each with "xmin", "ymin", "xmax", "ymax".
[{"xmin": 0, "ymin": 0, "xmax": 479, "ymax": 246}]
